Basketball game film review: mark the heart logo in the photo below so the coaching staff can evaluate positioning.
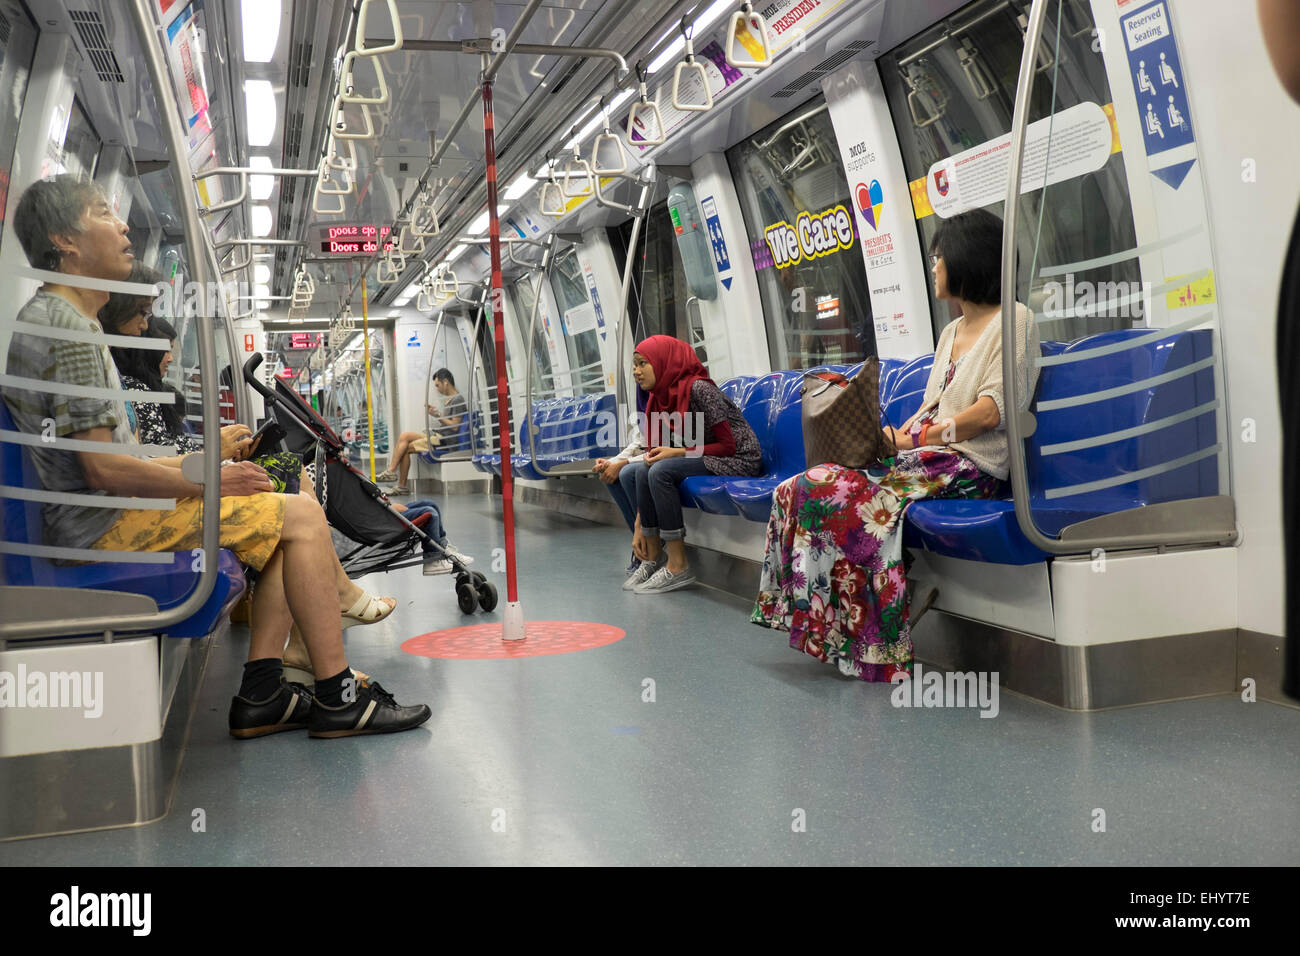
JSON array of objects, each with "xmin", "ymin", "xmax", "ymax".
[{"xmin": 856, "ymin": 180, "xmax": 884, "ymax": 231}]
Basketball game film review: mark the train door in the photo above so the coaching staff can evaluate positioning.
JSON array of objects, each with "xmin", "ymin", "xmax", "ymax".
[{"xmin": 548, "ymin": 247, "xmax": 606, "ymax": 395}]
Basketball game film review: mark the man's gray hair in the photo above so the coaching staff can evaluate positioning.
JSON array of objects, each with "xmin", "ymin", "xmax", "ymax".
[{"xmin": 12, "ymin": 175, "xmax": 109, "ymax": 271}]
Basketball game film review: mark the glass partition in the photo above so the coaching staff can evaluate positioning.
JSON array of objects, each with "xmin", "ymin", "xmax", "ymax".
[
  {"xmin": 508, "ymin": 273, "xmax": 555, "ymax": 399},
  {"xmin": 0, "ymin": 0, "xmax": 37, "ymax": 246}
]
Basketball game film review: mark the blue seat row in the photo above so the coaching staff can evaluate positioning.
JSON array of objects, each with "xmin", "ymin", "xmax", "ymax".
[
  {"xmin": 473, "ymin": 393, "xmax": 619, "ymax": 477},
  {"xmin": 672, "ymin": 329, "xmax": 1216, "ymax": 567},
  {"xmin": 901, "ymin": 328, "xmax": 1219, "ymax": 564},
  {"xmin": 416, "ymin": 418, "xmax": 470, "ymax": 464},
  {"xmin": 677, "ymin": 356, "xmax": 937, "ymax": 521},
  {"xmin": 0, "ymin": 400, "xmax": 246, "ymax": 638}
]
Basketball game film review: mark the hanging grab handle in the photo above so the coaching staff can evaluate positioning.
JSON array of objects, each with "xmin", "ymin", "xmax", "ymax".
[
  {"xmin": 354, "ymin": 0, "xmax": 403, "ymax": 56},
  {"xmin": 560, "ymin": 134, "xmax": 594, "ymax": 197},
  {"xmin": 724, "ymin": 2, "xmax": 772, "ymax": 69},
  {"xmin": 626, "ymin": 63, "xmax": 666, "ymax": 146},
  {"xmin": 590, "ymin": 97, "xmax": 627, "ymax": 175},
  {"xmin": 333, "ymin": 96, "xmax": 375, "ymax": 140},
  {"xmin": 339, "ymin": 50, "xmax": 390, "ymax": 106},
  {"xmin": 314, "ymin": 182, "xmax": 347, "ymax": 215},
  {"xmin": 397, "ymin": 225, "xmax": 425, "ymax": 256},
  {"xmin": 539, "ymin": 155, "xmax": 567, "ymax": 217},
  {"xmin": 316, "ymin": 156, "xmax": 353, "ymax": 195},
  {"xmin": 672, "ymin": 20, "xmax": 713, "ymax": 112},
  {"xmin": 377, "ymin": 248, "xmax": 405, "ymax": 284},
  {"xmin": 957, "ymin": 39, "xmax": 995, "ymax": 100},
  {"xmin": 416, "ymin": 272, "xmax": 438, "ymax": 312},
  {"xmin": 539, "ymin": 177, "xmax": 567, "ymax": 217},
  {"xmin": 903, "ymin": 67, "xmax": 943, "ymax": 128},
  {"xmin": 326, "ymin": 134, "xmax": 357, "ymax": 172},
  {"xmin": 434, "ymin": 267, "xmax": 460, "ymax": 299},
  {"xmin": 411, "ymin": 205, "xmax": 440, "ymax": 237}
]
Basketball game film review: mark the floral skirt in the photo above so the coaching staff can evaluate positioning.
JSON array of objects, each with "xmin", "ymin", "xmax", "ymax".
[{"xmin": 751, "ymin": 451, "xmax": 1003, "ymax": 681}]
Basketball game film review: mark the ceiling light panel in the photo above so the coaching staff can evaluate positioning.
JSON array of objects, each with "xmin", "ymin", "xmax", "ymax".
[{"xmin": 242, "ymin": 0, "xmax": 282, "ymax": 63}]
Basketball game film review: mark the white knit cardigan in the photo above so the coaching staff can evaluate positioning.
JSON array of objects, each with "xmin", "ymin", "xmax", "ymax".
[{"xmin": 899, "ymin": 302, "xmax": 1039, "ymax": 481}]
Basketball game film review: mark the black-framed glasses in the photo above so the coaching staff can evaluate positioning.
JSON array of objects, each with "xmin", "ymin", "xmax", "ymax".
[{"xmin": 929, "ymin": 254, "xmax": 941, "ymax": 266}]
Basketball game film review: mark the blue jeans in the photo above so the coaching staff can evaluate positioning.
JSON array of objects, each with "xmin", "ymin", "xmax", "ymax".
[
  {"xmin": 605, "ymin": 471, "xmax": 638, "ymax": 532},
  {"xmin": 620, "ymin": 457, "xmax": 711, "ymax": 540},
  {"xmin": 403, "ymin": 498, "xmax": 447, "ymax": 552}
]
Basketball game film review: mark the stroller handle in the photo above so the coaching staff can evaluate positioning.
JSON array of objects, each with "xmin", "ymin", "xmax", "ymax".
[{"xmin": 242, "ymin": 351, "xmax": 347, "ymax": 454}]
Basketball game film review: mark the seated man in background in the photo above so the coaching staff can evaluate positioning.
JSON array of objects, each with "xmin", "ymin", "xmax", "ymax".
[
  {"xmin": 377, "ymin": 367, "xmax": 467, "ymax": 494},
  {"xmin": 2, "ymin": 175, "xmax": 429, "ymax": 739}
]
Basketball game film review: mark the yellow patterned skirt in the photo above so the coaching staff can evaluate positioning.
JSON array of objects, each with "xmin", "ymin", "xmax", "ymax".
[{"xmin": 91, "ymin": 493, "xmax": 286, "ymax": 571}]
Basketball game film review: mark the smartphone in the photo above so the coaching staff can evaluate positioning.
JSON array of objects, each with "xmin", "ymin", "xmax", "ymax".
[{"xmin": 246, "ymin": 419, "xmax": 286, "ymax": 456}]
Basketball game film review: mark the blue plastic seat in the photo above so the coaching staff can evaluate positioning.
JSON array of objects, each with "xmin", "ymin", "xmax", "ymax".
[
  {"xmin": 725, "ymin": 372, "xmax": 805, "ymax": 521},
  {"xmin": 901, "ymin": 330, "xmax": 1218, "ymax": 564},
  {"xmin": 681, "ymin": 376, "xmax": 764, "ymax": 515},
  {"xmin": 882, "ymin": 353, "xmax": 933, "ymax": 430},
  {"xmin": 0, "ymin": 401, "xmax": 245, "ymax": 637}
]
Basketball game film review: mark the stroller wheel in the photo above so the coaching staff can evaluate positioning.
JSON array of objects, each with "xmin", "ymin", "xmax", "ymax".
[
  {"xmin": 476, "ymin": 581, "xmax": 498, "ymax": 612},
  {"xmin": 456, "ymin": 582, "xmax": 478, "ymax": 615},
  {"xmin": 455, "ymin": 572, "xmax": 471, "ymax": 591},
  {"xmin": 471, "ymin": 571, "xmax": 487, "ymax": 587}
]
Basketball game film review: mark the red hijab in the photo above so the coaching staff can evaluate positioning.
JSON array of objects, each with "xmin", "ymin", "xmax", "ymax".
[{"xmin": 635, "ymin": 335, "xmax": 712, "ymax": 445}]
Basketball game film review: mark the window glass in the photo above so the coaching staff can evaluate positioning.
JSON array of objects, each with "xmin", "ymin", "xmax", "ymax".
[
  {"xmin": 509, "ymin": 273, "xmax": 554, "ymax": 398},
  {"xmin": 727, "ymin": 94, "xmax": 876, "ymax": 370},
  {"xmin": 548, "ymin": 248, "xmax": 604, "ymax": 394},
  {"xmin": 877, "ymin": 0, "xmax": 1140, "ymax": 342},
  {"xmin": 60, "ymin": 98, "xmax": 101, "ymax": 180},
  {"xmin": 0, "ymin": 1, "xmax": 38, "ymax": 247}
]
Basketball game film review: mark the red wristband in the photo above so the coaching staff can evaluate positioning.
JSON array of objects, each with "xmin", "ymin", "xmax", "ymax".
[{"xmin": 919, "ymin": 424, "xmax": 930, "ymax": 447}]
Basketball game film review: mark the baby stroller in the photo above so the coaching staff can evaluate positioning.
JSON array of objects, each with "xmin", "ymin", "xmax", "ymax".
[{"xmin": 242, "ymin": 354, "xmax": 497, "ymax": 614}]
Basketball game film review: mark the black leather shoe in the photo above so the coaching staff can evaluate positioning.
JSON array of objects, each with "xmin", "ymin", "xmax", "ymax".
[
  {"xmin": 229, "ymin": 680, "xmax": 315, "ymax": 739},
  {"xmin": 309, "ymin": 678, "xmax": 431, "ymax": 738}
]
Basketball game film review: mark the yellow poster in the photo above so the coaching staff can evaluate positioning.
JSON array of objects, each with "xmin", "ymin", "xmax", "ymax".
[{"xmin": 1165, "ymin": 270, "xmax": 1215, "ymax": 309}]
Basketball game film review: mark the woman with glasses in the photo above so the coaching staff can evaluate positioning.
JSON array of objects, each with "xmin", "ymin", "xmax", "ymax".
[{"xmin": 752, "ymin": 209, "xmax": 1039, "ymax": 681}]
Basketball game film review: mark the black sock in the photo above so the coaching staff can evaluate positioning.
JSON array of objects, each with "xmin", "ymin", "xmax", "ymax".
[
  {"xmin": 239, "ymin": 658, "xmax": 284, "ymax": 701},
  {"xmin": 315, "ymin": 667, "xmax": 355, "ymax": 707}
]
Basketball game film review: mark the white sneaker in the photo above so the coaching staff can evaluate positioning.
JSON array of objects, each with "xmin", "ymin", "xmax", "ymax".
[
  {"xmin": 634, "ymin": 565, "xmax": 697, "ymax": 594},
  {"xmin": 423, "ymin": 555, "xmax": 454, "ymax": 575},
  {"xmin": 622, "ymin": 558, "xmax": 663, "ymax": 591},
  {"xmin": 443, "ymin": 543, "xmax": 474, "ymax": 565}
]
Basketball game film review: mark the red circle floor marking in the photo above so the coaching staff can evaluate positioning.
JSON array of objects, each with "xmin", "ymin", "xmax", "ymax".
[{"xmin": 401, "ymin": 620, "xmax": 625, "ymax": 660}]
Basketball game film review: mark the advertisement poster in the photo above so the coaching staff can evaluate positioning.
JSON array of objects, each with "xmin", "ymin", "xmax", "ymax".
[{"xmin": 822, "ymin": 60, "xmax": 933, "ymax": 356}]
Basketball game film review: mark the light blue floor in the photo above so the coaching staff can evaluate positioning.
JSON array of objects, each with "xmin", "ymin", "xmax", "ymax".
[{"xmin": 5, "ymin": 496, "xmax": 1299, "ymax": 865}]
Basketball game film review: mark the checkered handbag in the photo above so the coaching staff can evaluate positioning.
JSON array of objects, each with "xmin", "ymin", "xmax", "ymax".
[{"xmin": 800, "ymin": 358, "xmax": 896, "ymax": 469}]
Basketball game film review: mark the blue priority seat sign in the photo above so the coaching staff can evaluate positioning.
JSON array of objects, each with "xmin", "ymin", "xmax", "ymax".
[{"xmin": 1122, "ymin": 1, "xmax": 1194, "ymax": 156}]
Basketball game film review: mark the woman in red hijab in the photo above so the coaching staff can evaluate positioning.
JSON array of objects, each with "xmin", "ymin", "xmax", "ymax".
[{"xmin": 593, "ymin": 335, "xmax": 761, "ymax": 593}]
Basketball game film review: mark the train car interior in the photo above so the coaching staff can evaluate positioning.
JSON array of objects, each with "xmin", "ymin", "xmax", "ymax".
[{"xmin": 0, "ymin": 0, "xmax": 1297, "ymax": 871}]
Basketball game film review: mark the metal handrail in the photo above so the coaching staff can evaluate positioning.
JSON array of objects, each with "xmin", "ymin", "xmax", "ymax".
[
  {"xmin": 423, "ymin": 312, "xmax": 451, "ymax": 448},
  {"xmin": 999, "ymin": 0, "xmax": 1235, "ymax": 555},
  {"xmin": 463, "ymin": 287, "xmax": 500, "ymax": 460},
  {"xmin": 193, "ymin": 165, "xmax": 318, "ymax": 215},
  {"xmin": 0, "ymin": 0, "xmax": 223, "ymax": 641},
  {"xmin": 613, "ymin": 170, "xmax": 656, "ymax": 448}
]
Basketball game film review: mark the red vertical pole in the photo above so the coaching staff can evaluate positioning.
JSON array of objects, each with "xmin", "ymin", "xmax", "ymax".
[{"xmin": 482, "ymin": 77, "xmax": 524, "ymax": 638}]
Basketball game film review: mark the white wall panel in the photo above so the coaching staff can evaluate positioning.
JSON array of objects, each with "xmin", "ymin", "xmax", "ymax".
[{"xmin": 1156, "ymin": 0, "xmax": 1299, "ymax": 637}]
